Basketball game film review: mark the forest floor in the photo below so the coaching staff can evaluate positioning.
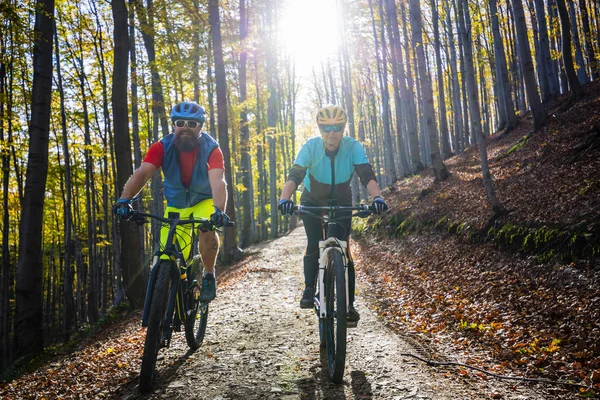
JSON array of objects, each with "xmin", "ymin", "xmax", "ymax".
[
  {"xmin": 353, "ymin": 79, "xmax": 600, "ymax": 398},
  {"xmin": 0, "ymin": 229, "xmax": 561, "ymax": 399},
  {"xmin": 1, "ymin": 82, "xmax": 599, "ymax": 399}
]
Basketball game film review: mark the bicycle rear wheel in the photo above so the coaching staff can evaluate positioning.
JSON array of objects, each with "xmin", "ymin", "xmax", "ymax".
[
  {"xmin": 139, "ymin": 261, "xmax": 172, "ymax": 394},
  {"xmin": 320, "ymin": 250, "xmax": 347, "ymax": 383},
  {"xmin": 184, "ymin": 256, "xmax": 209, "ymax": 349},
  {"xmin": 185, "ymin": 300, "xmax": 209, "ymax": 350}
]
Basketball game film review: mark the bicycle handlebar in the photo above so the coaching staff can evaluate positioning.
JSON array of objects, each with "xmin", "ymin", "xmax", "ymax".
[
  {"xmin": 293, "ymin": 204, "xmax": 375, "ymax": 218},
  {"xmin": 128, "ymin": 210, "xmax": 235, "ymax": 231}
]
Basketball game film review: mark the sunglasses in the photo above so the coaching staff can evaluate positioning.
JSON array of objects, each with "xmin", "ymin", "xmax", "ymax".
[
  {"xmin": 319, "ymin": 124, "xmax": 345, "ymax": 133},
  {"xmin": 173, "ymin": 120, "xmax": 200, "ymax": 129}
]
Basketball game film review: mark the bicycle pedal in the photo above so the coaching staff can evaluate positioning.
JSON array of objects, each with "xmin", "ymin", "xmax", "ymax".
[
  {"xmin": 347, "ymin": 320, "xmax": 358, "ymax": 328},
  {"xmin": 160, "ymin": 338, "xmax": 171, "ymax": 349}
]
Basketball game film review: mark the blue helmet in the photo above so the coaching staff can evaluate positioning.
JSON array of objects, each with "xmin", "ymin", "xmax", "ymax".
[{"xmin": 171, "ymin": 101, "xmax": 206, "ymax": 123}]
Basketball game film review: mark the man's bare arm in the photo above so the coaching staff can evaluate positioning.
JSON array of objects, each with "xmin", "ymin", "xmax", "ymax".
[
  {"xmin": 119, "ymin": 162, "xmax": 158, "ymax": 199},
  {"xmin": 208, "ymin": 168, "xmax": 227, "ymax": 211}
]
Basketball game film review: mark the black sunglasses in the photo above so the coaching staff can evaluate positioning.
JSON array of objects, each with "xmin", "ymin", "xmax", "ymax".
[
  {"xmin": 319, "ymin": 124, "xmax": 344, "ymax": 133},
  {"xmin": 174, "ymin": 120, "xmax": 200, "ymax": 128}
]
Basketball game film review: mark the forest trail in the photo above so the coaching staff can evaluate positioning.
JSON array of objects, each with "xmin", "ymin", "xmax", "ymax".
[{"xmin": 108, "ymin": 227, "xmax": 552, "ymax": 400}]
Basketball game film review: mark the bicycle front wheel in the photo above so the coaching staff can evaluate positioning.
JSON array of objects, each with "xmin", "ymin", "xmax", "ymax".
[
  {"xmin": 320, "ymin": 250, "xmax": 347, "ymax": 383},
  {"xmin": 139, "ymin": 261, "xmax": 172, "ymax": 394}
]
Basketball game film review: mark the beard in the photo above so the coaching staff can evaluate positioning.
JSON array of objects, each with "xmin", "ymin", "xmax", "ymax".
[{"xmin": 174, "ymin": 129, "xmax": 200, "ymax": 152}]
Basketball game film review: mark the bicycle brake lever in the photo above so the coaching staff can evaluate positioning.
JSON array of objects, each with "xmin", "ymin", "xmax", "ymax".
[
  {"xmin": 353, "ymin": 210, "xmax": 373, "ymax": 218},
  {"xmin": 129, "ymin": 213, "xmax": 147, "ymax": 225}
]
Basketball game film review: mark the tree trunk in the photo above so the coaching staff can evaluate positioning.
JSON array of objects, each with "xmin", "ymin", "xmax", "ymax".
[
  {"xmin": 431, "ymin": 0, "xmax": 451, "ymax": 158},
  {"xmin": 399, "ymin": 1, "xmax": 423, "ymax": 172},
  {"xmin": 409, "ymin": 0, "xmax": 449, "ymax": 181},
  {"xmin": 505, "ymin": 4, "xmax": 526, "ymax": 113},
  {"xmin": 209, "ymin": 0, "xmax": 239, "ymax": 261},
  {"xmin": 88, "ymin": 5, "xmax": 113, "ymax": 316},
  {"xmin": 0, "ymin": 28, "xmax": 13, "ymax": 369},
  {"xmin": 535, "ymin": 0, "xmax": 560, "ymax": 97},
  {"xmin": 69, "ymin": 32, "xmax": 98, "ymax": 324},
  {"xmin": 490, "ymin": 0, "xmax": 519, "ymax": 132},
  {"xmin": 511, "ymin": 0, "xmax": 547, "ymax": 130},
  {"xmin": 112, "ymin": 0, "xmax": 145, "ymax": 309},
  {"xmin": 445, "ymin": 0, "xmax": 462, "ymax": 152},
  {"xmin": 548, "ymin": 0, "xmax": 568, "ymax": 93},
  {"xmin": 555, "ymin": 0, "xmax": 586, "ymax": 100},
  {"xmin": 457, "ymin": 0, "xmax": 505, "ymax": 214},
  {"xmin": 567, "ymin": 0, "xmax": 588, "ymax": 83},
  {"xmin": 339, "ymin": 0, "xmax": 367, "ymax": 195},
  {"xmin": 384, "ymin": 0, "xmax": 411, "ymax": 175},
  {"xmin": 254, "ymin": 55, "xmax": 268, "ymax": 241},
  {"xmin": 239, "ymin": 0, "xmax": 254, "ymax": 248},
  {"xmin": 452, "ymin": 0, "xmax": 470, "ymax": 150},
  {"xmin": 15, "ymin": 0, "xmax": 55, "ymax": 358},
  {"xmin": 53, "ymin": 25, "xmax": 76, "ymax": 341},
  {"xmin": 526, "ymin": 0, "xmax": 551, "ymax": 102},
  {"xmin": 371, "ymin": 0, "xmax": 396, "ymax": 185},
  {"xmin": 579, "ymin": 0, "xmax": 598, "ymax": 80},
  {"xmin": 128, "ymin": 0, "xmax": 142, "ymax": 168}
]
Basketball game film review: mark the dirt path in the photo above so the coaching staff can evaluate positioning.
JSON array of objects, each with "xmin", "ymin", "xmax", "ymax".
[{"xmin": 116, "ymin": 228, "xmax": 553, "ymax": 399}]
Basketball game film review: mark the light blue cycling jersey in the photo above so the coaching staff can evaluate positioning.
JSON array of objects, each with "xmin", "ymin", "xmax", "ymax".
[{"xmin": 293, "ymin": 136, "xmax": 371, "ymax": 205}]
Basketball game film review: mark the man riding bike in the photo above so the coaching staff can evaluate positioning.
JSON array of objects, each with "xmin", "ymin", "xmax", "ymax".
[
  {"xmin": 113, "ymin": 101, "xmax": 229, "ymax": 303},
  {"xmin": 278, "ymin": 104, "xmax": 388, "ymax": 323}
]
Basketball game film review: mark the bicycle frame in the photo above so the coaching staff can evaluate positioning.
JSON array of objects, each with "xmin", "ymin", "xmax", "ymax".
[
  {"xmin": 296, "ymin": 204, "xmax": 373, "ymax": 319},
  {"xmin": 135, "ymin": 211, "xmax": 210, "ymax": 347}
]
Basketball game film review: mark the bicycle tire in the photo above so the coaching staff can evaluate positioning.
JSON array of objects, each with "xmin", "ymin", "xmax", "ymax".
[
  {"xmin": 184, "ymin": 300, "xmax": 209, "ymax": 350},
  {"xmin": 139, "ymin": 261, "xmax": 172, "ymax": 394},
  {"xmin": 321, "ymin": 250, "xmax": 347, "ymax": 383}
]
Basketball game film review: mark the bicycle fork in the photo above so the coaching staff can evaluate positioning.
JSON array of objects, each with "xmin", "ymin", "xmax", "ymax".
[
  {"xmin": 316, "ymin": 238, "xmax": 349, "ymax": 319},
  {"xmin": 141, "ymin": 254, "xmax": 163, "ymax": 327}
]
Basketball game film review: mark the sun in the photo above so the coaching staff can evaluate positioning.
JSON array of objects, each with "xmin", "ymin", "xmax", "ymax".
[{"xmin": 279, "ymin": 0, "xmax": 341, "ymax": 73}]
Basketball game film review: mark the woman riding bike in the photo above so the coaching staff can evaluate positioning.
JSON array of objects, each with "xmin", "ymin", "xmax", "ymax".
[{"xmin": 278, "ymin": 105, "xmax": 388, "ymax": 323}]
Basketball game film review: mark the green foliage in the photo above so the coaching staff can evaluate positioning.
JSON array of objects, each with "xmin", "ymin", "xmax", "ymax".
[
  {"xmin": 351, "ymin": 216, "xmax": 370, "ymax": 237},
  {"xmin": 498, "ymin": 135, "xmax": 530, "ymax": 160},
  {"xmin": 371, "ymin": 209, "xmax": 598, "ymax": 264},
  {"xmin": 578, "ymin": 179, "xmax": 600, "ymax": 196},
  {"xmin": 435, "ymin": 215, "xmax": 448, "ymax": 228}
]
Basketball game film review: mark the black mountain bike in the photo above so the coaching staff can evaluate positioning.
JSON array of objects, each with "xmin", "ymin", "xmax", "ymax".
[
  {"xmin": 294, "ymin": 204, "xmax": 374, "ymax": 383},
  {"xmin": 127, "ymin": 209, "xmax": 233, "ymax": 394}
]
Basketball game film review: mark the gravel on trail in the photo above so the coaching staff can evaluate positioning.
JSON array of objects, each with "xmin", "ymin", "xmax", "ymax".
[{"xmin": 116, "ymin": 227, "xmax": 554, "ymax": 400}]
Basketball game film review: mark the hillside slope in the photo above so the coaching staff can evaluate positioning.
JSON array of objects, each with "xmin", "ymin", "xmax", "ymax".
[{"xmin": 353, "ymin": 80, "xmax": 600, "ymax": 397}]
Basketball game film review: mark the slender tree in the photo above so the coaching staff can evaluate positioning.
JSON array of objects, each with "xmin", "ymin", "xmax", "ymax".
[
  {"xmin": 384, "ymin": 0, "xmax": 411, "ymax": 175},
  {"xmin": 0, "ymin": 18, "xmax": 13, "ymax": 368},
  {"xmin": 431, "ymin": 0, "xmax": 451, "ymax": 158},
  {"xmin": 409, "ymin": 0, "xmax": 449, "ymax": 181},
  {"xmin": 15, "ymin": 0, "xmax": 55, "ymax": 358},
  {"xmin": 53, "ymin": 23, "xmax": 76, "ymax": 340},
  {"xmin": 371, "ymin": 0, "xmax": 396, "ymax": 185},
  {"xmin": 579, "ymin": 0, "xmax": 598, "ymax": 80},
  {"xmin": 567, "ymin": 0, "xmax": 588, "ymax": 83},
  {"xmin": 112, "ymin": 0, "xmax": 145, "ymax": 309},
  {"xmin": 444, "ymin": 0, "xmax": 462, "ymax": 152},
  {"xmin": 239, "ymin": 0, "xmax": 254, "ymax": 248},
  {"xmin": 458, "ymin": 0, "xmax": 505, "ymax": 215},
  {"xmin": 399, "ymin": 1, "xmax": 422, "ymax": 171},
  {"xmin": 555, "ymin": 0, "xmax": 585, "ymax": 101},
  {"xmin": 490, "ymin": 0, "xmax": 518, "ymax": 132},
  {"xmin": 510, "ymin": 0, "xmax": 547, "ymax": 130},
  {"xmin": 209, "ymin": 0, "xmax": 240, "ymax": 261}
]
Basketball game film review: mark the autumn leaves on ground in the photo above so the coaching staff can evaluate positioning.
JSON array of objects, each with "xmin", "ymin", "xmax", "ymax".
[
  {"xmin": 353, "ymin": 80, "xmax": 600, "ymax": 397},
  {"xmin": 1, "ymin": 84, "xmax": 599, "ymax": 399}
]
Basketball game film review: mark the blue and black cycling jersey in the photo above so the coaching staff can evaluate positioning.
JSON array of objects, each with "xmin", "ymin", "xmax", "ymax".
[{"xmin": 287, "ymin": 136, "xmax": 377, "ymax": 206}]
